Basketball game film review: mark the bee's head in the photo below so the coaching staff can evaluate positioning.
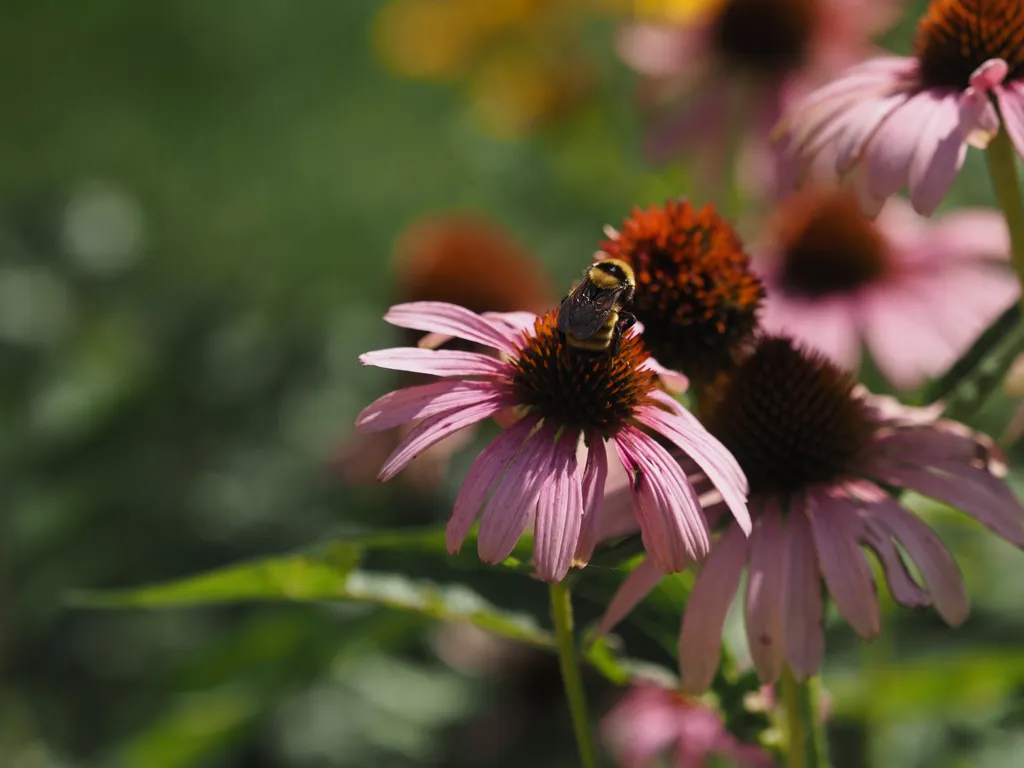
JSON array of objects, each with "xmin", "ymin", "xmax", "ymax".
[{"xmin": 588, "ymin": 258, "xmax": 635, "ymax": 291}]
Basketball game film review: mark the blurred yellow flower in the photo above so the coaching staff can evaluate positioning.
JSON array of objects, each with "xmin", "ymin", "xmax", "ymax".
[
  {"xmin": 372, "ymin": 0, "xmax": 615, "ymax": 139},
  {"xmin": 630, "ymin": 0, "xmax": 726, "ymax": 23}
]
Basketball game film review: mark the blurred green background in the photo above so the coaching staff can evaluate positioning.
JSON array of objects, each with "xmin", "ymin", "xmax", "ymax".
[{"xmin": 3, "ymin": 1, "xmax": 1024, "ymax": 767}]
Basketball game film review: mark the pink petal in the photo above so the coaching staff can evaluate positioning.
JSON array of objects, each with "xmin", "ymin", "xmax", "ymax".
[
  {"xmin": 378, "ymin": 400, "xmax": 507, "ymax": 482},
  {"xmin": 533, "ymin": 433, "xmax": 584, "ymax": 582},
  {"xmin": 642, "ymin": 357, "xmax": 689, "ymax": 395},
  {"xmin": 359, "ymin": 347, "xmax": 509, "ymax": 378},
  {"xmin": 768, "ymin": 296, "xmax": 861, "ymax": 370},
  {"xmin": 356, "ymin": 379, "xmax": 513, "ymax": 434},
  {"xmin": 445, "ymin": 414, "xmax": 540, "ymax": 554},
  {"xmin": 868, "ymin": 463, "xmax": 1024, "ymax": 546},
  {"xmin": 971, "ymin": 59, "xmax": 1009, "ymax": 90},
  {"xmin": 614, "ymin": 426, "xmax": 709, "ymax": 571},
  {"xmin": 679, "ymin": 525, "xmax": 748, "ymax": 693},
  {"xmin": 833, "ymin": 91, "xmax": 910, "ymax": 174},
  {"xmin": 595, "ymin": 558, "xmax": 664, "ymax": 637},
  {"xmin": 908, "ymin": 93, "xmax": 965, "ymax": 215},
  {"xmin": 857, "ymin": 487, "xmax": 969, "ymax": 625},
  {"xmin": 864, "ymin": 90, "xmax": 942, "ymax": 199},
  {"xmin": 477, "ymin": 424, "xmax": 558, "ymax": 564},
  {"xmin": 806, "ymin": 489, "xmax": 881, "ymax": 639},
  {"xmin": 384, "ymin": 302, "xmax": 517, "ymax": 355},
  {"xmin": 853, "ymin": 502, "xmax": 931, "ymax": 611},
  {"xmin": 996, "ymin": 82, "xmax": 1024, "ymax": 159},
  {"xmin": 784, "ymin": 498, "xmax": 825, "ymax": 680},
  {"xmin": 575, "ymin": 436, "xmax": 609, "ymax": 565},
  {"xmin": 744, "ymin": 500, "xmax": 787, "ymax": 683},
  {"xmin": 634, "ymin": 404, "xmax": 751, "ymax": 535},
  {"xmin": 920, "ymin": 208, "xmax": 1010, "ymax": 262}
]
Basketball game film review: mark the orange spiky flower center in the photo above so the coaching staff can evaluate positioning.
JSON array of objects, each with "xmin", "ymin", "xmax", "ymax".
[
  {"xmin": 510, "ymin": 312, "xmax": 655, "ymax": 438},
  {"xmin": 915, "ymin": 0, "xmax": 1024, "ymax": 90},
  {"xmin": 601, "ymin": 199, "xmax": 764, "ymax": 384},
  {"xmin": 710, "ymin": 0, "xmax": 821, "ymax": 76},
  {"xmin": 701, "ymin": 336, "xmax": 875, "ymax": 495},
  {"xmin": 772, "ymin": 189, "xmax": 890, "ymax": 298}
]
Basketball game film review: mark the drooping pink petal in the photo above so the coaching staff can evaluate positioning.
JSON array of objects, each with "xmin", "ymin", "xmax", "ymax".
[
  {"xmin": 857, "ymin": 487, "xmax": 969, "ymax": 625},
  {"xmin": 445, "ymin": 414, "xmax": 540, "ymax": 554},
  {"xmin": 595, "ymin": 558, "xmax": 664, "ymax": 637},
  {"xmin": 603, "ymin": 686, "xmax": 684, "ymax": 768},
  {"xmin": 806, "ymin": 489, "xmax": 881, "ymax": 639},
  {"xmin": 784, "ymin": 498, "xmax": 825, "ymax": 680},
  {"xmin": 920, "ymin": 208, "xmax": 1010, "ymax": 262},
  {"xmin": 641, "ymin": 357, "xmax": 689, "ymax": 395},
  {"xmin": 907, "ymin": 93, "xmax": 965, "ymax": 216},
  {"xmin": 768, "ymin": 295, "xmax": 861, "ymax": 370},
  {"xmin": 995, "ymin": 82, "xmax": 1024, "ymax": 159},
  {"xmin": 679, "ymin": 525, "xmax": 748, "ymax": 693},
  {"xmin": 477, "ymin": 424, "xmax": 558, "ymax": 564},
  {"xmin": 533, "ymin": 432, "xmax": 584, "ymax": 582},
  {"xmin": 614, "ymin": 426, "xmax": 709, "ymax": 571},
  {"xmin": 378, "ymin": 399, "xmax": 509, "ymax": 482},
  {"xmin": 851, "ymin": 489, "xmax": 930, "ymax": 611},
  {"xmin": 864, "ymin": 90, "xmax": 943, "ymax": 199},
  {"xmin": 833, "ymin": 91, "xmax": 910, "ymax": 174},
  {"xmin": 356, "ymin": 379, "xmax": 514, "ymax": 434},
  {"xmin": 634, "ymin": 404, "xmax": 751, "ymax": 535},
  {"xmin": 383, "ymin": 301, "xmax": 518, "ymax": 356},
  {"xmin": 867, "ymin": 463, "xmax": 1024, "ymax": 546},
  {"xmin": 575, "ymin": 436, "xmax": 609, "ymax": 565},
  {"xmin": 869, "ymin": 427, "xmax": 987, "ymax": 468},
  {"xmin": 359, "ymin": 347, "xmax": 509, "ymax": 378},
  {"xmin": 744, "ymin": 500, "xmax": 787, "ymax": 683}
]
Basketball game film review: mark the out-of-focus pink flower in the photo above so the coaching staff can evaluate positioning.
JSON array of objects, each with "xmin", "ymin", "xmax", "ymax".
[
  {"xmin": 355, "ymin": 302, "xmax": 751, "ymax": 581},
  {"xmin": 618, "ymin": 0, "xmax": 895, "ymax": 167},
  {"xmin": 598, "ymin": 336, "xmax": 1024, "ymax": 690},
  {"xmin": 603, "ymin": 684, "xmax": 773, "ymax": 768},
  {"xmin": 335, "ymin": 215, "xmax": 554, "ymax": 489},
  {"xmin": 775, "ymin": 0, "xmax": 1024, "ymax": 216},
  {"xmin": 752, "ymin": 188, "xmax": 1017, "ymax": 389}
]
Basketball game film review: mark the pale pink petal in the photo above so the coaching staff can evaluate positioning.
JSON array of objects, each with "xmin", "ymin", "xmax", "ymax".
[
  {"xmin": 857, "ymin": 488, "xmax": 969, "ymax": 625},
  {"xmin": 356, "ymin": 379, "xmax": 513, "ymax": 434},
  {"xmin": 744, "ymin": 500, "xmax": 787, "ymax": 683},
  {"xmin": 634, "ymin": 405, "xmax": 751, "ymax": 535},
  {"xmin": 359, "ymin": 347, "xmax": 509, "ymax": 378},
  {"xmin": 575, "ymin": 436, "xmax": 609, "ymax": 565},
  {"xmin": 767, "ymin": 296, "xmax": 861, "ymax": 370},
  {"xmin": 616, "ymin": 23, "xmax": 707, "ymax": 78},
  {"xmin": 995, "ymin": 82, "xmax": 1024, "ymax": 158},
  {"xmin": 806, "ymin": 489, "xmax": 881, "ymax": 639},
  {"xmin": 971, "ymin": 59, "xmax": 1009, "ymax": 90},
  {"xmin": 445, "ymin": 414, "xmax": 540, "ymax": 553},
  {"xmin": 853, "ymin": 501, "xmax": 931, "ymax": 610},
  {"xmin": 908, "ymin": 93, "xmax": 965, "ymax": 216},
  {"xmin": 864, "ymin": 90, "xmax": 944, "ymax": 199},
  {"xmin": 482, "ymin": 310, "xmax": 537, "ymax": 342},
  {"xmin": 833, "ymin": 91, "xmax": 910, "ymax": 174},
  {"xmin": 595, "ymin": 558, "xmax": 664, "ymax": 637},
  {"xmin": 642, "ymin": 357, "xmax": 689, "ymax": 395},
  {"xmin": 477, "ymin": 424, "xmax": 558, "ymax": 563},
  {"xmin": 378, "ymin": 399, "xmax": 508, "ymax": 482},
  {"xmin": 679, "ymin": 525, "xmax": 748, "ymax": 693},
  {"xmin": 533, "ymin": 433, "xmax": 584, "ymax": 582},
  {"xmin": 603, "ymin": 686, "xmax": 683, "ymax": 768},
  {"xmin": 384, "ymin": 301, "xmax": 517, "ymax": 355},
  {"xmin": 869, "ymin": 428, "xmax": 984, "ymax": 473},
  {"xmin": 614, "ymin": 426, "xmax": 709, "ymax": 570},
  {"xmin": 919, "ymin": 208, "xmax": 1010, "ymax": 261},
  {"xmin": 868, "ymin": 463, "xmax": 1024, "ymax": 546},
  {"xmin": 784, "ymin": 498, "xmax": 825, "ymax": 680}
]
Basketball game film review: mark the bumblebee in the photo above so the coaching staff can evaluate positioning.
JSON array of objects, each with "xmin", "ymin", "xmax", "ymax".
[{"xmin": 557, "ymin": 258, "xmax": 637, "ymax": 355}]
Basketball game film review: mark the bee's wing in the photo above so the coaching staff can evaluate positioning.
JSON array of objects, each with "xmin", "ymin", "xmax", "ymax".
[{"xmin": 557, "ymin": 281, "xmax": 622, "ymax": 338}]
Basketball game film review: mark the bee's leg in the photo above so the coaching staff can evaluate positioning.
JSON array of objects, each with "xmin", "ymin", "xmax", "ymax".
[{"xmin": 617, "ymin": 311, "xmax": 637, "ymax": 334}]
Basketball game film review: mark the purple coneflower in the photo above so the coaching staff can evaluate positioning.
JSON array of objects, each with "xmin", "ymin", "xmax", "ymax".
[
  {"xmin": 754, "ymin": 188, "xmax": 1018, "ymax": 388},
  {"xmin": 602, "ymin": 684, "xmax": 772, "ymax": 768},
  {"xmin": 355, "ymin": 301, "xmax": 751, "ymax": 582},
  {"xmin": 599, "ymin": 335, "xmax": 1024, "ymax": 691},
  {"xmin": 618, "ymin": 0, "xmax": 894, "ymax": 167},
  {"xmin": 775, "ymin": 0, "xmax": 1024, "ymax": 215}
]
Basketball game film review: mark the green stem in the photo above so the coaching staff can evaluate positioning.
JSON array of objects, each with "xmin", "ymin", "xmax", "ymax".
[
  {"xmin": 781, "ymin": 667, "xmax": 830, "ymax": 768},
  {"xmin": 985, "ymin": 126, "xmax": 1024, "ymax": 309},
  {"xmin": 550, "ymin": 581, "xmax": 598, "ymax": 768}
]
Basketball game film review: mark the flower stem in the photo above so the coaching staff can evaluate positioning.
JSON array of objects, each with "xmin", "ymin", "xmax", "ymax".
[
  {"xmin": 781, "ymin": 667, "xmax": 830, "ymax": 768},
  {"xmin": 985, "ymin": 126, "xmax": 1024, "ymax": 308},
  {"xmin": 550, "ymin": 581, "xmax": 598, "ymax": 768}
]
